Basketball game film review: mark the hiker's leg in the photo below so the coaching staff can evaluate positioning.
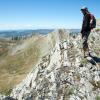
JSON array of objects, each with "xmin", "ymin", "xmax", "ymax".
[
  {"xmin": 86, "ymin": 31, "xmax": 91, "ymax": 55},
  {"xmin": 82, "ymin": 33, "xmax": 90, "ymax": 57},
  {"xmin": 81, "ymin": 32, "xmax": 85, "ymax": 57},
  {"xmin": 82, "ymin": 31, "xmax": 90, "ymax": 57},
  {"xmin": 82, "ymin": 36, "xmax": 87, "ymax": 57}
]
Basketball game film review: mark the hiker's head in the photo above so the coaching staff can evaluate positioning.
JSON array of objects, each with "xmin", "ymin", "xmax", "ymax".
[{"xmin": 81, "ymin": 7, "xmax": 89, "ymax": 15}]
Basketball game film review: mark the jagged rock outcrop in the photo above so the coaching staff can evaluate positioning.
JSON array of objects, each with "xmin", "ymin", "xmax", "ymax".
[{"xmin": 0, "ymin": 29, "xmax": 100, "ymax": 100}]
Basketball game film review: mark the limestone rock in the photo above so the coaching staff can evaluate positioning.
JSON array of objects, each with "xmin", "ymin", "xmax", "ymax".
[{"xmin": 0, "ymin": 29, "xmax": 100, "ymax": 100}]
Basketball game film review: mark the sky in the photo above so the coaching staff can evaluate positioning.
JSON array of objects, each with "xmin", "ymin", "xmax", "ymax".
[{"xmin": 0, "ymin": 0, "xmax": 100, "ymax": 30}]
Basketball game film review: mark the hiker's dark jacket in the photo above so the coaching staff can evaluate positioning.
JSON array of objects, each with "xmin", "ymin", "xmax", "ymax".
[{"xmin": 81, "ymin": 13, "xmax": 91, "ymax": 33}]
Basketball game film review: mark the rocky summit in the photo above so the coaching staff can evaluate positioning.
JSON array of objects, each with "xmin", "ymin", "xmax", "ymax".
[{"xmin": 0, "ymin": 28, "xmax": 100, "ymax": 100}]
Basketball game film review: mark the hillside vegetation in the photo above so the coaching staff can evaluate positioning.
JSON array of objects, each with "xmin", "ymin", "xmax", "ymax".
[
  {"xmin": 8, "ymin": 28, "xmax": 100, "ymax": 100},
  {"xmin": 0, "ymin": 30, "xmax": 66, "ymax": 95}
]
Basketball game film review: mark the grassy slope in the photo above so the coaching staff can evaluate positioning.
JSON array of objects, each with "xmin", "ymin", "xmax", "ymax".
[
  {"xmin": 0, "ymin": 35, "xmax": 50, "ymax": 95},
  {"xmin": 0, "ymin": 30, "xmax": 67, "ymax": 95}
]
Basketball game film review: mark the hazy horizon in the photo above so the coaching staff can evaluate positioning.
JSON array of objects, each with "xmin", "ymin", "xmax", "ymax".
[{"xmin": 0, "ymin": 0, "xmax": 100, "ymax": 30}]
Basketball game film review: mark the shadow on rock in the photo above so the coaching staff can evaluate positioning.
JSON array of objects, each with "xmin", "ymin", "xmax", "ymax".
[
  {"xmin": 87, "ymin": 54, "xmax": 100, "ymax": 65},
  {"xmin": 4, "ymin": 97, "xmax": 17, "ymax": 100},
  {"xmin": 87, "ymin": 58, "xmax": 96, "ymax": 65},
  {"xmin": 90, "ymin": 55, "xmax": 100, "ymax": 63}
]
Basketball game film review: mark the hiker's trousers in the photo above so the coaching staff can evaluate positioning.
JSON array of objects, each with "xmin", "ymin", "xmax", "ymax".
[{"xmin": 82, "ymin": 31, "xmax": 91, "ymax": 51}]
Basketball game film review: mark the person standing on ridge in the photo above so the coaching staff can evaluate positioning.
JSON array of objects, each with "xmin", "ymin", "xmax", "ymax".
[{"xmin": 81, "ymin": 7, "xmax": 96, "ymax": 58}]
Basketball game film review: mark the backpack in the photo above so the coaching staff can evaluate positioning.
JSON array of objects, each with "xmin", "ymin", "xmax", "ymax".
[{"xmin": 89, "ymin": 14, "xmax": 96, "ymax": 29}]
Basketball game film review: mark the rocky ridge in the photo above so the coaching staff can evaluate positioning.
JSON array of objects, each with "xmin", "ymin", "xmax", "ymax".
[{"xmin": 0, "ymin": 29, "xmax": 100, "ymax": 100}]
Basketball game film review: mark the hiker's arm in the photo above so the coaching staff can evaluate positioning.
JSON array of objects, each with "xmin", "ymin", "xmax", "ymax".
[
  {"xmin": 90, "ymin": 16, "xmax": 93, "ymax": 24},
  {"xmin": 90, "ymin": 15, "xmax": 94, "ymax": 29},
  {"xmin": 81, "ymin": 18, "xmax": 84, "ymax": 33}
]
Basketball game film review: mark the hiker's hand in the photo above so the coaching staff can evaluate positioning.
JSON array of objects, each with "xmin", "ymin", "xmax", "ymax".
[{"xmin": 91, "ymin": 29, "xmax": 94, "ymax": 32}]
